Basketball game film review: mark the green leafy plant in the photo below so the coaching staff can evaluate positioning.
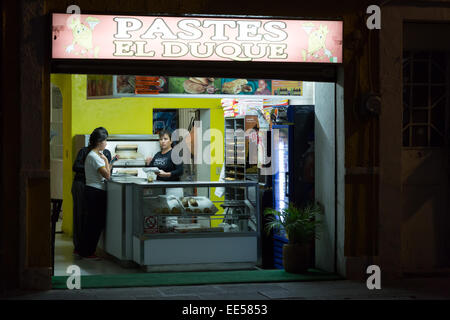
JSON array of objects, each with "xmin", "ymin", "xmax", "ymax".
[{"xmin": 264, "ymin": 202, "xmax": 324, "ymax": 245}]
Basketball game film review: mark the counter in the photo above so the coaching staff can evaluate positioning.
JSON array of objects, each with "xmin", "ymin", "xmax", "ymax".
[{"xmin": 104, "ymin": 179, "xmax": 261, "ymax": 272}]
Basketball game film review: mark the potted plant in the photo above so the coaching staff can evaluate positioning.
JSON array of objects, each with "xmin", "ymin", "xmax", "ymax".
[{"xmin": 264, "ymin": 202, "xmax": 323, "ymax": 273}]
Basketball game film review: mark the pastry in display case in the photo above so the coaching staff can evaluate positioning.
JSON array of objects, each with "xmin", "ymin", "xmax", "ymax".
[
  {"xmin": 141, "ymin": 193, "xmax": 221, "ymax": 233},
  {"xmin": 135, "ymin": 182, "xmax": 258, "ymax": 236}
]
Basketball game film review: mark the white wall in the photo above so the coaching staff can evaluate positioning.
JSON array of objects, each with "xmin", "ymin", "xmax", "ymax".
[
  {"xmin": 336, "ymin": 69, "xmax": 346, "ymax": 277},
  {"xmin": 288, "ymin": 81, "xmax": 315, "ymax": 106},
  {"xmin": 197, "ymin": 109, "xmax": 211, "ymax": 196},
  {"xmin": 314, "ymin": 82, "xmax": 336, "ymax": 273},
  {"xmin": 50, "ymin": 84, "xmax": 63, "ymax": 200}
]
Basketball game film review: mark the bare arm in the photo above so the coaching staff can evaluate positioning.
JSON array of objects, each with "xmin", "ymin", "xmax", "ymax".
[
  {"xmin": 98, "ymin": 166, "xmax": 110, "ymax": 180},
  {"xmin": 99, "ymin": 154, "xmax": 111, "ymax": 179},
  {"xmin": 146, "ymin": 156, "xmax": 154, "ymax": 167}
]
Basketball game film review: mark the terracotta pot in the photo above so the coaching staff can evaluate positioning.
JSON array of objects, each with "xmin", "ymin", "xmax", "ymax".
[{"xmin": 283, "ymin": 243, "xmax": 311, "ymax": 273}]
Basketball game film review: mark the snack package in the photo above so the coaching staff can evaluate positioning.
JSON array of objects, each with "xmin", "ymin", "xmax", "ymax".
[{"xmin": 263, "ymin": 98, "xmax": 290, "ymax": 125}]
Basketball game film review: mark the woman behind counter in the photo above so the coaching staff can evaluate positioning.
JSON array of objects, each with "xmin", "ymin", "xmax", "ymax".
[{"xmin": 146, "ymin": 129, "xmax": 183, "ymax": 181}]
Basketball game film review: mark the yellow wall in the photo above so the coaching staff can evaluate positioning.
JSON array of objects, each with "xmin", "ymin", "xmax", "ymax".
[
  {"xmin": 51, "ymin": 74, "xmax": 224, "ymax": 235},
  {"xmin": 209, "ymin": 108, "xmax": 225, "ymax": 226},
  {"xmin": 50, "ymin": 74, "xmax": 73, "ymax": 236}
]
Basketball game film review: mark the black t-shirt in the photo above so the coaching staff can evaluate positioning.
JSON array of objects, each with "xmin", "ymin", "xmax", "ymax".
[{"xmin": 148, "ymin": 149, "xmax": 183, "ymax": 181}]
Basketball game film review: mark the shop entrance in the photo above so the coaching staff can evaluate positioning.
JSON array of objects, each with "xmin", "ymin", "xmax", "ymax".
[{"xmin": 49, "ymin": 72, "xmax": 342, "ymax": 278}]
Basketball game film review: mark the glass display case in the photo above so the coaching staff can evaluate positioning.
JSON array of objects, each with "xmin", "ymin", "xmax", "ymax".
[{"xmin": 130, "ymin": 181, "xmax": 261, "ymax": 271}]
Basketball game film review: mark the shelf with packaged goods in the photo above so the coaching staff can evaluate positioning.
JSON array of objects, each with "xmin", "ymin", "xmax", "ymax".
[
  {"xmin": 142, "ymin": 211, "xmax": 217, "ymax": 216},
  {"xmin": 137, "ymin": 231, "xmax": 258, "ymax": 240},
  {"xmin": 142, "ymin": 195, "xmax": 219, "ymax": 216},
  {"xmin": 225, "ymin": 171, "xmax": 244, "ymax": 175},
  {"xmin": 143, "ymin": 206, "xmax": 219, "ymax": 215}
]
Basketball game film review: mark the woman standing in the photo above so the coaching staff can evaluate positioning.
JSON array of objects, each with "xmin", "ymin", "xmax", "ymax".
[
  {"xmin": 71, "ymin": 145, "xmax": 112, "ymax": 257},
  {"xmin": 80, "ymin": 127, "xmax": 111, "ymax": 260},
  {"xmin": 146, "ymin": 129, "xmax": 183, "ymax": 181}
]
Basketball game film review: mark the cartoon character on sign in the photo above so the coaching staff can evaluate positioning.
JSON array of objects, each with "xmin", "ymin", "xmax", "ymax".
[
  {"xmin": 301, "ymin": 23, "xmax": 333, "ymax": 62},
  {"xmin": 66, "ymin": 16, "xmax": 100, "ymax": 57}
]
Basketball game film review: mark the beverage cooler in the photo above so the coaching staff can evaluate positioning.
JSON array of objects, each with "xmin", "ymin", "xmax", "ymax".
[{"xmin": 270, "ymin": 105, "xmax": 314, "ymax": 269}]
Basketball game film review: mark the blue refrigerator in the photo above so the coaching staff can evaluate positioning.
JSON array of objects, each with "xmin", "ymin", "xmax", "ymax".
[{"xmin": 271, "ymin": 105, "xmax": 315, "ymax": 269}]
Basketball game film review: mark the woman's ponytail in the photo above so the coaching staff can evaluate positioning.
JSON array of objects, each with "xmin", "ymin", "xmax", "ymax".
[{"xmin": 84, "ymin": 127, "xmax": 109, "ymax": 164}]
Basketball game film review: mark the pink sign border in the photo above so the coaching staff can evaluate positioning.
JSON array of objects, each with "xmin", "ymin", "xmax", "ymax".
[{"xmin": 52, "ymin": 13, "xmax": 343, "ymax": 64}]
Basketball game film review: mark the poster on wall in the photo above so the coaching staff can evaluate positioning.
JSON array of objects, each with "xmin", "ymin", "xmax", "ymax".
[
  {"xmin": 221, "ymin": 79, "xmax": 272, "ymax": 95},
  {"xmin": 272, "ymin": 80, "xmax": 303, "ymax": 96},
  {"xmin": 135, "ymin": 76, "xmax": 168, "ymax": 94},
  {"xmin": 153, "ymin": 109, "xmax": 178, "ymax": 134},
  {"xmin": 116, "ymin": 75, "xmax": 135, "ymax": 93},
  {"xmin": 87, "ymin": 74, "xmax": 113, "ymax": 98},
  {"xmin": 115, "ymin": 75, "xmax": 168, "ymax": 95},
  {"xmin": 168, "ymin": 77, "xmax": 221, "ymax": 94}
]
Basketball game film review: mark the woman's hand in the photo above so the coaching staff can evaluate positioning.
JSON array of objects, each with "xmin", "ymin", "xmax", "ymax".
[
  {"xmin": 99, "ymin": 153, "xmax": 108, "ymax": 163},
  {"xmin": 145, "ymin": 156, "xmax": 153, "ymax": 166},
  {"xmin": 157, "ymin": 170, "xmax": 171, "ymax": 178},
  {"xmin": 99, "ymin": 152, "xmax": 111, "ymax": 173}
]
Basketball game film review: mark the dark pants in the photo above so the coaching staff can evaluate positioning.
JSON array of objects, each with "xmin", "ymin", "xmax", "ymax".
[
  {"xmin": 71, "ymin": 180, "xmax": 85, "ymax": 252},
  {"xmin": 80, "ymin": 185, "xmax": 107, "ymax": 257}
]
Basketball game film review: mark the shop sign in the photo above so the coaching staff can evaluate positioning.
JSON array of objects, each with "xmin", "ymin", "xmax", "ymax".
[{"xmin": 52, "ymin": 14, "xmax": 342, "ymax": 63}]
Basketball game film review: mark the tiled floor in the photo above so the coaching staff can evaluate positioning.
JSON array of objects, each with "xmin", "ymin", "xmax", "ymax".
[
  {"xmin": 11, "ymin": 231, "xmax": 448, "ymax": 300},
  {"xmin": 7, "ymin": 278, "xmax": 450, "ymax": 300},
  {"xmin": 54, "ymin": 233, "xmax": 144, "ymax": 276}
]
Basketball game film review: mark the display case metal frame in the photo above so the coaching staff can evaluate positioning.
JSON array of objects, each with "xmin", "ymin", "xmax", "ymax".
[{"xmin": 131, "ymin": 180, "xmax": 261, "ymax": 272}]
